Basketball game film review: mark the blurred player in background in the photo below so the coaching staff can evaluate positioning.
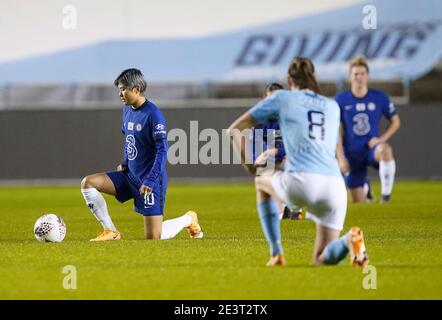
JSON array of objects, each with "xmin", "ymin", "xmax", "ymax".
[
  {"xmin": 80, "ymin": 68, "xmax": 203, "ymax": 241},
  {"xmin": 336, "ymin": 56, "xmax": 401, "ymax": 203},
  {"xmin": 228, "ymin": 57, "xmax": 369, "ymax": 267},
  {"xmin": 253, "ymin": 83, "xmax": 303, "ymax": 220}
]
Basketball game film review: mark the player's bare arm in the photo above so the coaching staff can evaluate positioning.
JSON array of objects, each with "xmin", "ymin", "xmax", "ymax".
[
  {"xmin": 255, "ymin": 148, "xmax": 277, "ymax": 167},
  {"xmin": 368, "ymin": 114, "xmax": 401, "ymax": 148},
  {"xmin": 336, "ymin": 123, "xmax": 349, "ymax": 173},
  {"xmin": 227, "ymin": 111, "xmax": 257, "ymax": 175}
]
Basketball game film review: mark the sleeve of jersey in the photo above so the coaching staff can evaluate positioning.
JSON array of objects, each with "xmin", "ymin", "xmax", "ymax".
[
  {"xmin": 276, "ymin": 146, "xmax": 286, "ymax": 162},
  {"xmin": 142, "ymin": 110, "xmax": 168, "ymax": 189},
  {"xmin": 249, "ymin": 92, "xmax": 282, "ymax": 123},
  {"xmin": 334, "ymin": 94, "xmax": 344, "ymax": 122},
  {"xmin": 381, "ymin": 93, "xmax": 397, "ymax": 119}
]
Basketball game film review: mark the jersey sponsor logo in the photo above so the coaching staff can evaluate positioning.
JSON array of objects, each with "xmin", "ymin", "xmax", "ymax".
[
  {"xmin": 136, "ymin": 123, "xmax": 143, "ymax": 131},
  {"xmin": 125, "ymin": 134, "xmax": 138, "ymax": 160},
  {"xmin": 344, "ymin": 105, "xmax": 353, "ymax": 110},
  {"xmin": 356, "ymin": 103, "xmax": 366, "ymax": 111},
  {"xmin": 128, "ymin": 122, "xmax": 134, "ymax": 130},
  {"xmin": 368, "ymin": 102, "xmax": 376, "ymax": 111},
  {"xmin": 352, "ymin": 113, "xmax": 371, "ymax": 136},
  {"xmin": 154, "ymin": 123, "xmax": 166, "ymax": 137},
  {"xmin": 154, "ymin": 130, "xmax": 167, "ymax": 136}
]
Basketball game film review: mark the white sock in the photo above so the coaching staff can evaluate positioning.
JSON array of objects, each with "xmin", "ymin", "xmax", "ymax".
[
  {"xmin": 379, "ymin": 160, "xmax": 396, "ymax": 196},
  {"xmin": 81, "ymin": 188, "xmax": 116, "ymax": 231},
  {"xmin": 161, "ymin": 214, "xmax": 192, "ymax": 240}
]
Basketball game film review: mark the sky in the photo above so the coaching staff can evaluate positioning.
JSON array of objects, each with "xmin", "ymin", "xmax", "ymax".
[{"xmin": 0, "ymin": 0, "xmax": 360, "ymax": 63}]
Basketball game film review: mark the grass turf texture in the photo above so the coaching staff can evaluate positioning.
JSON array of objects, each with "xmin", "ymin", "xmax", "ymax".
[{"xmin": 0, "ymin": 181, "xmax": 441, "ymax": 299}]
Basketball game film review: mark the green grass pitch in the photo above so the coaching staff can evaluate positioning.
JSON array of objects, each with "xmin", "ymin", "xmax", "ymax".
[{"xmin": 0, "ymin": 181, "xmax": 441, "ymax": 299}]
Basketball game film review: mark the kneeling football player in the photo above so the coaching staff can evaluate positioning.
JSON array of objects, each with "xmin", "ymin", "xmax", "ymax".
[{"xmin": 80, "ymin": 68, "xmax": 203, "ymax": 241}]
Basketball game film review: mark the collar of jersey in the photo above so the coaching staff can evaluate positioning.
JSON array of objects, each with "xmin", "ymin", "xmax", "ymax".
[
  {"xmin": 130, "ymin": 99, "xmax": 149, "ymax": 111},
  {"xmin": 350, "ymin": 89, "xmax": 370, "ymax": 100}
]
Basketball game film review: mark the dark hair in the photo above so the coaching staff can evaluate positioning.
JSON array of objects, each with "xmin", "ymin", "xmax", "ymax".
[
  {"xmin": 114, "ymin": 68, "xmax": 147, "ymax": 93},
  {"xmin": 349, "ymin": 55, "xmax": 369, "ymax": 73},
  {"xmin": 265, "ymin": 82, "xmax": 283, "ymax": 93},
  {"xmin": 263, "ymin": 82, "xmax": 283, "ymax": 98},
  {"xmin": 288, "ymin": 57, "xmax": 321, "ymax": 94}
]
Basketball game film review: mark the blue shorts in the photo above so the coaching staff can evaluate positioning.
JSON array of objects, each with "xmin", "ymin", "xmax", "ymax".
[
  {"xmin": 106, "ymin": 171, "xmax": 167, "ymax": 216},
  {"xmin": 344, "ymin": 146, "xmax": 379, "ymax": 189}
]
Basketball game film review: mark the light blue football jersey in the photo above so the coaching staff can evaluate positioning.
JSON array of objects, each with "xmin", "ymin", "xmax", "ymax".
[{"xmin": 250, "ymin": 89, "xmax": 341, "ymax": 176}]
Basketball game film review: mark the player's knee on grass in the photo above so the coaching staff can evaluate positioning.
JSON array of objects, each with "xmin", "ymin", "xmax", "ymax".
[
  {"xmin": 145, "ymin": 230, "xmax": 161, "ymax": 240},
  {"xmin": 312, "ymin": 241, "xmax": 330, "ymax": 266},
  {"xmin": 349, "ymin": 187, "xmax": 366, "ymax": 203},
  {"xmin": 143, "ymin": 216, "xmax": 162, "ymax": 240},
  {"xmin": 312, "ymin": 254, "xmax": 324, "ymax": 266},
  {"xmin": 350, "ymin": 196, "xmax": 366, "ymax": 203},
  {"xmin": 313, "ymin": 247, "xmax": 333, "ymax": 266}
]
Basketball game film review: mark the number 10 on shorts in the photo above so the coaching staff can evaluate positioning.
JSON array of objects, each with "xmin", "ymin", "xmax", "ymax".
[{"xmin": 144, "ymin": 192, "xmax": 155, "ymax": 206}]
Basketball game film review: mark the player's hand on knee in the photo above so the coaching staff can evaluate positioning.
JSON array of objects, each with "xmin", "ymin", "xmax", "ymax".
[
  {"xmin": 255, "ymin": 150, "xmax": 271, "ymax": 167},
  {"xmin": 368, "ymin": 137, "xmax": 383, "ymax": 149},
  {"xmin": 339, "ymin": 158, "xmax": 350, "ymax": 174},
  {"xmin": 139, "ymin": 185, "xmax": 152, "ymax": 196},
  {"xmin": 117, "ymin": 164, "xmax": 127, "ymax": 172}
]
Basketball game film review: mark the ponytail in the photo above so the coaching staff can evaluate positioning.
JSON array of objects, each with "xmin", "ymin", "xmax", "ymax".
[{"xmin": 288, "ymin": 57, "xmax": 321, "ymax": 94}]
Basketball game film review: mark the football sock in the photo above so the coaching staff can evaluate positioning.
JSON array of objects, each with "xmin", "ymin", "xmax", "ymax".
[
  {"xmin": 257, "ymin": 200, "xmax": 283, "ymax": 257},
  {"xmin": 161, "ymin": 214, "xmax": 192, "ymax": 240},
  {"xmin": 81, "ymin": 188, "xmax": 117, "ymax": 231},
  {"xmin": 379, "ymin": 160, "xmax": 396, "ymax": 197},
  {"xmin": 321, "ymin": 233, "xmax": 349, "ymax": 265}
]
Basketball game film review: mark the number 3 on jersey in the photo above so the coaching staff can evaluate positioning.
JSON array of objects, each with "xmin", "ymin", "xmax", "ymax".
[
  {"xmin": 126, "ymin": 135, "xmax": 138, "ymax": 160},
  {"xmin": 352, "ymin": 113, "xmax": 371, "ymax": 136},
  {"xmin": 307, "ymin": 111, "xmax": 325, "ymax": 140}
]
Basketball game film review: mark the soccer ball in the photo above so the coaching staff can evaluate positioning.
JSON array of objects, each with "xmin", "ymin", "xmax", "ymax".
[{"xmin": 34, "ymin": 214, "xmax": 66, "ymax": 242}]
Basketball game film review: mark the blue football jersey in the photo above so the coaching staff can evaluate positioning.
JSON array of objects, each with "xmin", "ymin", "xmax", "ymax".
[
  {"xmin": 250, "ymin": 90, "xmax": 341, "ymax": 176},
  {"xmin": 251, "ymin": 119, "xmax": 286, "ymax": 164},
  {"xmin": 335, "ymin": 89, "xmax": 396, "ymax": 154},
  {"xmin": 121, "ymin": 100, "xmax": 168, "ymax": 188}
]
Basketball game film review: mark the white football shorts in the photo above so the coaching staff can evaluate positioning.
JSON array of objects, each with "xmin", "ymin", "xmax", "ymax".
[{"xmin": 272, "ymin": 171, "xmax": 347, "ymax": 231}]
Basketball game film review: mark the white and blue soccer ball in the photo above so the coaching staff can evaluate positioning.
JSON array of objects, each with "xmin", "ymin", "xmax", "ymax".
[{"xmin": 34, "ymin": 214, "xmax": 66, "ymax": 242}]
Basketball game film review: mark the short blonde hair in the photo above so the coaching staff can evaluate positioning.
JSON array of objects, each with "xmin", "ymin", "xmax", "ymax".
[{"xmin": 349, "ymin": 56, "xmax": 369, "ymax": 73}]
